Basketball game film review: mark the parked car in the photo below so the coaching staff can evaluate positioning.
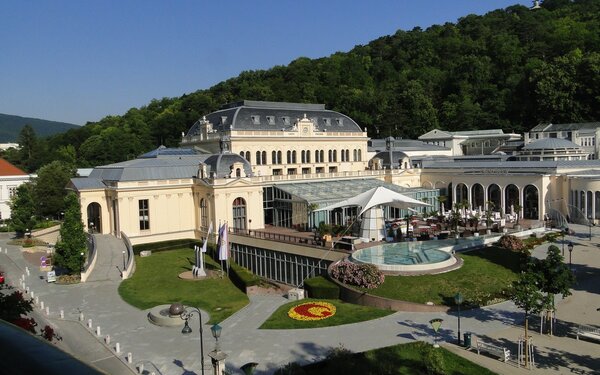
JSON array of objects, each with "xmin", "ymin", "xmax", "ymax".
[{"xmin": 0, "ymin": 272, "xmax": 5, "ymax": 284}]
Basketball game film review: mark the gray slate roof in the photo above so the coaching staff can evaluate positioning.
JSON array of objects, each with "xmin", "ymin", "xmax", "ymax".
[
  {"xmin": 529, "ymin": 122, "xmax": 600, "ymax": 132},
  {"xmin": 522, "ymin": 138, "xmax": 581, "ymax": 150},
  {"xmin": 185, "ymin": 100, "xmax": 363, "ymax": 135}
]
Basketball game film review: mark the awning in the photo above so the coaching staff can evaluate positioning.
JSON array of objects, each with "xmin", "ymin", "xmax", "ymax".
[{"xmin": 316, "ymin": 186, "xmax": 431, "ymax": 216}]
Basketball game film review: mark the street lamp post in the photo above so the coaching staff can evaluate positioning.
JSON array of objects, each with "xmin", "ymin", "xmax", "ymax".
[
  {"xmin": 454, "ymin": 292, "xmax": 464, "ymax": 346},
  {"xmin": 122, "ymin": 250, "xmax": 126, "ymax": 271},
  {"xmin": 209, "ymin": 323, "xmax": 228, "ymax": 375},
  {"xmin": 170, "ymin": 303, "xmax": 205, "ymax": 375},
  {"xmin": 561, "ymin": 226, "xmax": 567, "ymax": 256},
  {"xmin": 80, "ymin": 252, "xmax": 85, "ymax": 273},
  {"xmin": 568, "ymin": 241, "xmax": 574, "ymax": 271}
]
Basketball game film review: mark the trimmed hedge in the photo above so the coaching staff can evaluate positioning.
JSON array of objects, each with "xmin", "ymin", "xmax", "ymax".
[
  {"xmin": 228, "ymin": 261, "xmax": 262, "ymax": 292},
  {"xmin": 132, "ymin": 238, "xmax": 202, "ymax": 255},
  {"xmin": 304, "ymin": 276, "xmax": 340, "ymax": 299}
]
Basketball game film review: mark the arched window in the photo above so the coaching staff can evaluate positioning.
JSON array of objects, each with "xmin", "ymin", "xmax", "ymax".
[
  {"xmin": 353, "ymin": 149, "xmax": 358, "ymax": 161},
  {"xmin": 306, "ymin": 150, "xmax": 311, "ymax": 163},
  {"xmin": 328, "ymin": 150, "xmax": 333, "ymax": 162},
  {"xmin": 256, "ymin": 151, "xmax": 262, "ymax": 165},
  {"xmin": 262, "ymin": 151, "xmax": 267, "ymax": 165},
  {"xmin": 301, "ymin": 150, "xmax": 306, "ymax": 163},
  {"xmin": 232, "ymin": 197, "xmax": 246, "ymax": 230},
  {"xmin": 277, "ymin": 151, "xmax": 282, "ymax": 164},
  {"xmin": 245, "ymin": 151, "xmax": 250, "ymax": 162},
  {"xmin": 292, "ymin": 150, "xmax": 297, "ymax": 163},
  {"xmin": 314, "ymin": 150, "xmax": 320, "ymax": 163},
  {"xmin": 341, "ymin": 150, "xmax": 345, "ymax": 162},
  {"xmin": 272, "ymin": 151, "xmax": 277, "ymax": 164},
  {"xmin": 357, "ymin": 149, "xmax": 362, "ymax": 161},
  {"xmin": 345, "ymin": 149, "xmax": 350, "ymax": 162},
  {"xmin": 287, "ymin": 150, "xmax": 292, "ymax": 164},
  {"xmin": 200, "ymin": 198, "xmax": 208, "ymax": 228}
]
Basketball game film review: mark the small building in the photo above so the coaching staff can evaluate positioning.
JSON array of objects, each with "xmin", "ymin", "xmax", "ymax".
[
  {"xmin": 0, "ymin": 158, "xmax": 30, "ymax": 221},
  {"xmin": 418, "ymin": 129, "xmax": 522, "ymax": 156},
  {"xmin": 525, "ymin": 122, "xmax": 600, "ymax": 159}
]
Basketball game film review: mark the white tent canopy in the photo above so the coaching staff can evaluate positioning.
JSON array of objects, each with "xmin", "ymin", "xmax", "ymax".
[{"xmin": 317, "ymin": 186, "xmax": 431, "ymax": 216}]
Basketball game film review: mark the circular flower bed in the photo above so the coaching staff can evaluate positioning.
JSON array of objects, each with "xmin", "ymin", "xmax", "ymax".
[{"xmin": 288, "ymin": 301, "xmax": 336, "ymax": 321}]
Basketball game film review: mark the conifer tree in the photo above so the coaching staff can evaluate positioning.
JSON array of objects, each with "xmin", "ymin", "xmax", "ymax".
[{"xmin": 53, "ymin": 192, "xmax": 88, "ymax": 274}]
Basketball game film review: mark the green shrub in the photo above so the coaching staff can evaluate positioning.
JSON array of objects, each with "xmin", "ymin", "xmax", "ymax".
[
  {"xmin": 132, "ymin": 238, "xmax": 202, "ymax": 255},
  {"xmin": 424, "ymin": 346, "xmax": 447, "ymax": 375},
  {"xmin": 228, "ymin": 261, "xmax": 261, "ymax": 292},
  {"xmin": 304, "ymin": 276, "xmax": 339, "ymax": 299}
]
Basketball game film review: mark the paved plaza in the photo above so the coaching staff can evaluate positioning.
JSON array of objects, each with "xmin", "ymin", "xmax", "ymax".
[{"xmin": 1, "ymin": 225, "xmax": 599, "ymax": 374}]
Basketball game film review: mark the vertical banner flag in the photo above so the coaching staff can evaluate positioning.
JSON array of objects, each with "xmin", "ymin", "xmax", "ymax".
[
  {"xmin": 201, "ymin": 222, "xmax": 213, "ymax": 253},
  {"xmin": 218, "ymin": 222, "xmax": 229, "ymax": 261}
]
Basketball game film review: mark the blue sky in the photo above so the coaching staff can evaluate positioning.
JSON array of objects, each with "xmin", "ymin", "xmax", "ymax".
[{"xmin": 1, "ymin": 1, "xmax": 531, "ymax": 125}]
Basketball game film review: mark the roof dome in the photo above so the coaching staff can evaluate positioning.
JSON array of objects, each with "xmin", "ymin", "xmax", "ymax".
[
  {"xmin": 203, "ymin": 153, "xmax": 253, "ymax": 178},
  {"xmin": 522, "ymin": 138, "xmax": 581, "ymax": 150}
]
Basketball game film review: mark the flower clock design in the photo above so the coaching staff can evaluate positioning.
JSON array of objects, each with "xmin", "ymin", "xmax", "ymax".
[{"xmin": 288, "ymin": 301, "xmax": 336, "ymax": 321}]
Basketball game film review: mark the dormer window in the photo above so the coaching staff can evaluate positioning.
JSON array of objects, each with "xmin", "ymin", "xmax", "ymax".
[
  {"xmin": 221, "ymin": 116, "xmax": 228, "ymax": 125},
  {"xmin": 266, "ymin": 115, "xmax": 275, "ymax": 125},
  {"xmin": 323, "ymin": 118, "xmax": 331, "ymax": 126},
  {"xmin": 281, "ymin": 116, "xmax": 290, "ymax": 126},
  {"xmin": 336, "ymin": 118, "xmax": 344, "ymax": 126},
  {"xmin": 251, "ymin": 115, "xmax": 261, "ymax": 125}
]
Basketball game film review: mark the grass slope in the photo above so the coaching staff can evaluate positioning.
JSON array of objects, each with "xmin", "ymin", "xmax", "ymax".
[
  {"xmin": 118, "ymin": 248, "xmax": 249, "ymax": 323},
  {"xmin": 365, "ymin": 246, "xmax": 522, "ymax": 307},
  {"xmin": 279, "ymin": 341, "xmax": 497, "ymax": 375},
  {"xmin": 260, "ymin": 299, "xmax": 393, "ymax": 329}
]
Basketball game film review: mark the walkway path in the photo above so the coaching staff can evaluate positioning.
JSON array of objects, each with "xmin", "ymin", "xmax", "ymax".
[{"xmin": 2, "ymin": 225, "xmax": 599, "ymax": 375}]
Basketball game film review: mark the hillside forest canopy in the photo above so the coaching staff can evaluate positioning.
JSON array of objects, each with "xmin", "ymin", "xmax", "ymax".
[{"xmin": 2, "ymin": 0, "xmax": 599, "ymax": 173}]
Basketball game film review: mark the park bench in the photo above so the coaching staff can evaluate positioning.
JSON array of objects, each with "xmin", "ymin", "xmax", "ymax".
[
  {"xmin": 476, "ymin": 340, "xmax": 511, "ymax": 362},
  {"xmin": 576, "ymin": 324, "xmax": 600, "ymax": 342}
]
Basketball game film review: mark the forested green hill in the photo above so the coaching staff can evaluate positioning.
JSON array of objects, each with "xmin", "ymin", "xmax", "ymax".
[
  {"xmin": 0, "ymin": 113, "xmax": 79, "ymax": 142},
  {"xmin": 6, "ymin": 0, "xmax": 600, "ymax": 171}
]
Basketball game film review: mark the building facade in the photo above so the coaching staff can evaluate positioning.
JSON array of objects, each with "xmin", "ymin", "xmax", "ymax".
[
  {"xmin": 0, "ymin": 159, "xmax": 30, "ymax": 221},
  {"xmin": 69, "ymin": 103, "xmax": 600, "ymax": 245}
]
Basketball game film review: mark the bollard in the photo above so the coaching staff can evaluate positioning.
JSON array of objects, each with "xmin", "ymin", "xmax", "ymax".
[
  {"xmin": 115, "ymin": 343, "xmax": 120, "ymax": 353},
  {"xmin": 79, "ymin": 312, "xmax": 84, "ymax": 321},
  {"xmin": 87, "ymin": 319, "xmax": 92, "ymax": 329},
  {"xmin": 35, "ymin": 296, "xmax": 39, "ymax": 305},
  {"xmin": 25, "ymin": 267, "xmax": 30, "ymax": 276},
  {"xmin": 45, "ymin": 306, "xmax": 49, "ymax": 315},
  {"xmin": 21, "ymin": 274, "xmax": 25, "ymax": 281},
  {"xmin": 138, "ymin": 363, "xmax": 144, "ymax": 374},
  {"xmin": 30, "ymin": 291, "xmax": 34, "ymax": 299},
  {"xmin": 60, "ymin": 310, "xmax": 64, "ymax": 319},
  {"xmin": 105, "ymin": 335, "xmax": 110, "ymax": 345},
  {"xmin": 26, "ymin": 287, "xmax": 29, "ymax": 294},
  {"xmin": 40, "ymin": 301, "xmax": 45, "ymax": 310},
  {"xmin": 127, "ymin": 352, "xmax": 132, "ymax": 364},
  {"xmin": 96, "ymin": 326, "xmax": 101, "ymax": 336}
]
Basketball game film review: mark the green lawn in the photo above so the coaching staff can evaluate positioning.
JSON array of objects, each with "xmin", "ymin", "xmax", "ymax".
[
  {"xmin": 364, "ymin": 246, "xmax": 523, "ymax": 307},
  {"xmin": 118, "ymin": 248, "xmax": 249, "ymax": 323},
  {"xmin": 260, "ymin": 299, "xmax": 393, "ymax": 329},
  {"xmin": 277, "ymin": 341, "xmax": 497, "ymax": 375}
]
